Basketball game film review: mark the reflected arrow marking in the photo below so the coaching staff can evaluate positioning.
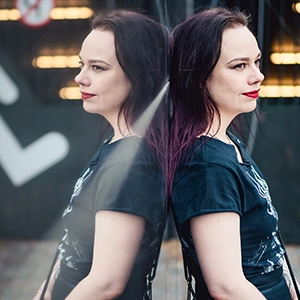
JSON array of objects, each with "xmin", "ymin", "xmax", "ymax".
[
  {"xmin": 0, "ymin": 65, "xmax": 19, "ymax": 105},
  {"xmin": 0, "ymin": 114, "xmax": 70, "ymax": 187}
]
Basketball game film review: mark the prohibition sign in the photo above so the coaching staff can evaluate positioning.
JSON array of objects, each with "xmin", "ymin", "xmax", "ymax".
[{"xmin": 15, "ymin": 0, "xmax": 55, "ymax": 28}]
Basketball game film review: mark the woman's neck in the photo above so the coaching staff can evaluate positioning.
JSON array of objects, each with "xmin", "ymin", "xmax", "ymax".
[
  {"xmin": 110, "ymin": 129, "xmax": 133, "ymax": 143},
  {"xmin": 109, "ymin": 117, "xmax": 138, "ymax": 143},
  {"xmin": 205, "ymin": 117, "xmax": 244, "ymax": 162},
  {"xmin": 205, "ymin": 117, "xmax": 231, "ymax": 144}
]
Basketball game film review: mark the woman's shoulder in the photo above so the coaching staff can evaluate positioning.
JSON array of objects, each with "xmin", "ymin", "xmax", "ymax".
[
  {"xmin": 101, "ymin": 136, "xmax": 153, "ymax": 163},
  {"xmin": 173, "ymin": 136, "xmax": 242, "ymax": 187},
  {"xmin": 184, "ymin": 136, "xmax": 237, "ymax": 166},
  {"xmin": 99, "ymin": 136, "xmax": 163, "ymax": 182}
]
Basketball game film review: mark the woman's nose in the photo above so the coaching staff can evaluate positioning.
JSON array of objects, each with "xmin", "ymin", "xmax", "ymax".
[
  {"xmin": 74, "ymin": 70, "xmax": 90, "ymax": 86},
  {"xmin": 257, "ymin": 69, "xmax": 265, "ymax": 83},
  {"xmin": 249, "ymin": 68, "xmax": 265, "ymax": 85}
]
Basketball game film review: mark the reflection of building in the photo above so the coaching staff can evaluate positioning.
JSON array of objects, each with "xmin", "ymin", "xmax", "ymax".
[{"xmin": 0, "ymin": 0, "xmax": 299, "ymax": 242}]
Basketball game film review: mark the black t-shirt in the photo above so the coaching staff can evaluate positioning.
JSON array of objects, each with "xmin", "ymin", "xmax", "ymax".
[
  {"xmin": 58, "ymin": 136, "xmax": 167, "ymax": 299},
  {"xmin": 172, "ymin": 134, "xmax": 285, "ymax": 295}
]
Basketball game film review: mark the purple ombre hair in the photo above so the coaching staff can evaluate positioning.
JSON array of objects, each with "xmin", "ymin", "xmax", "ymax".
[{"xmin": 168, "ymin": 7, "xmax": 249, "ymax": 196}]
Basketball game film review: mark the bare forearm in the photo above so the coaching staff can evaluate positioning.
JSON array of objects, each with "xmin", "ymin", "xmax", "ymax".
[
  {"xmin": 65, "ymin": 275, "xmax": 122, "ymax": 300},
  {"xmin": 209, "ymin": 280, "xmax": 266, "ymax": 300}
]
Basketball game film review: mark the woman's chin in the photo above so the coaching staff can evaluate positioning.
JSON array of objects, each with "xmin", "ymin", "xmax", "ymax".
[
  {"xmin": 243, "ymin": 100, "xmax": 258, "ymax": 114},
  {"xmin": 82, "ymin": 102, "xmax": 98, "ymax": 115}
]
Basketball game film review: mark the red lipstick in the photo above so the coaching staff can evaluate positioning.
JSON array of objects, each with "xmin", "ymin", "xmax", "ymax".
[
  {"xmin": 242, "ymin": 89, "xmax": 260, "ymax": 99},
  {"xmin": 80, "ymin": 91, "xmax": 95, "ymax": 100}
]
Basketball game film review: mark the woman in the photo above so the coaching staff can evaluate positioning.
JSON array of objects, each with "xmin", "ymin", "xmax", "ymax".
[
  {"xmin": 34, "ymin": 9, "xmax": 169, "ymax": 300},
  {"xmin": 170, "ymin": 7, "xmax": 295, "ymax": 300}
]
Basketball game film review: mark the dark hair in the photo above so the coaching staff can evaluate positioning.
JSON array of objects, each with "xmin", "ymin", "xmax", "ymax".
[
  {"xmin": 91, "ymin": 9, "xmax": 169, "ymax": 175},
  {"xmin": 168, "ymin": 7, "xmax": 249, "ymax": 196}
]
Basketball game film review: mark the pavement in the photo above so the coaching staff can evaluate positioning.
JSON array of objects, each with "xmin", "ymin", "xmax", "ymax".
[{"xmin": 0, "ymin": 238, "xmax": 299, "ymax": 300}]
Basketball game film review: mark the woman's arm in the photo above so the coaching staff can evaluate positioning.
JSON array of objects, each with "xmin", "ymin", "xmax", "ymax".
[
  {"xmin": 33, "ymin": 260, "xmax": 61, "ymax": 300},
  {"xmin": 66, "ymin": 210, "xmax": 145, "ymax": 300},
  {"xmin": 190, "ymin": 212, "xmax": 266, "ymax": 300}
]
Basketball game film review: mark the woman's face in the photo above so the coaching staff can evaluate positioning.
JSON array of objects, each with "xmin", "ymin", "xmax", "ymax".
[
  {"xmin": 206, "ymin": 25, "xmax": 264, "ymax": 119},
  {"xmin": 75, "ymin": 29, "xmax": 132, "ymax": 123}
]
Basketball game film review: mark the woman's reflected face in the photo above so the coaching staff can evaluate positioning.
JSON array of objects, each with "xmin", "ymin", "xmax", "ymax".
[{"xmin": 75, "ymin": 29, "xmax": 132, "ymax": 122}]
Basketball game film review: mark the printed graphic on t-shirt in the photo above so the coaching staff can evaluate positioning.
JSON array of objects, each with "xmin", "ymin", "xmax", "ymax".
[
  {"xmin": 63, "ymin": 167, "xmax": 93, "ymax": 216},
  {"xmin": 245, "ymin": 165, "xmax": 284, "ymax": 274},
  {"xmin": 246, "ymin": 232, "xmax": 284, "ymax": 274},
  {"xmin": 58, "ymin": 229, "xmax": 90, "ymax": 267},
  {"xmin": 58, "ymin": 167, "xmax": 95, "ymax": 265},
  {"xmin": 246, "ymin": 165, "xmax": 278, "ymax": 220}
]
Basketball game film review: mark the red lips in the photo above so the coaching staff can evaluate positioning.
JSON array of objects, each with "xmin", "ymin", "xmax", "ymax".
[
  {"xmin": 80, "ymin": 91, "xmax": 95, "ymax": 100},
  {"xmin": 242, "ymin": 89, "xmax": 260, "ymax": 98}
]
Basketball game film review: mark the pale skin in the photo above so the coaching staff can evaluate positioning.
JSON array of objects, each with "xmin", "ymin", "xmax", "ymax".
[
  {"xmin": 191, "ymin": 25, "xmax": 268, "ymax": 299},
  {"xmin": 33, "ymin": 29, "xmax": 145, "ymax": 300}
]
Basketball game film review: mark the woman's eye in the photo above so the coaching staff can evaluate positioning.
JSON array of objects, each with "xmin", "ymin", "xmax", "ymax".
[
  {"xmin": 78, "ymin": 61, "xmax": 83, "ymax": 69},
  {"xmin": 255, "ymin": 58, "xmax": 261, "ymax": 67},
  {"xmin": 233, "ymin": 63, "xmax": 246, "ymax": 70},
  {"xmin": 92, "ymin": 65, "xmax": 104, "ymax": 71}
]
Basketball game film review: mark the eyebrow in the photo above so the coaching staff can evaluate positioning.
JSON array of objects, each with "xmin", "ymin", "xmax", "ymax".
[
  {"xmin": 226, "ymin": 52, "xmax": 262, "ymax": 65},
  {"xmin": 78, "ymin": 55, "xmax": 111, "ymax": 66}
]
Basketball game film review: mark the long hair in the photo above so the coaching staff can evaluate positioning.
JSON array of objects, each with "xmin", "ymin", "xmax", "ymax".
[
  {"xmin": 91, "ymin": 9, "xmax": 169, "ymax": 172},
  {"xmin": 168, "ymin": 7, "xmax": 249, "ymax": 196}
]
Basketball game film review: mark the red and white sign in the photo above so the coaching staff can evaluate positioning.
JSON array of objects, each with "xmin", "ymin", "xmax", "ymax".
[{"xmin": 15, "ymin": 0, "xmax": 55, "ymax": 28}]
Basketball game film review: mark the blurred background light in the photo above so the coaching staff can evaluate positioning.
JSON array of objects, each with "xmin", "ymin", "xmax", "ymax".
[
  {"xmin": 0, "ymin": 9, "xmax": 20, "ymax": 20},
  {"xmin": 59, "ymin": 87, "xmax": 80, "ymax": 100},
  {"xmin": 260, "ymin": 85, "xmax": 300, "ymax": 97},
  {"xmin": 0, "ymin": 7, "xmax": 93, "ymax": 21},
  {"xmin": 50, "ymin": 7, "xmax": 93, "ymax": 20},
  {"xmin": 32, "ymin": 55, "xmax": 79, "ymax": 68},
  {"xmin": 270, "ymin": 52, "xmax": 300, "ymax": 64},
  {"xmin": 292, "ymin": 2, "xmax": 300, "ymax": 13}
]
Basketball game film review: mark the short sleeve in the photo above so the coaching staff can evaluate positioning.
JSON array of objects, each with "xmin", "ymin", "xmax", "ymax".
[
  {"xmin": 172, "ymin": 163, "xmax": 242, "ymax": 224},
  {"xmin": 83, "ymin": 160, "xmax": 165, "ymax": 226}
]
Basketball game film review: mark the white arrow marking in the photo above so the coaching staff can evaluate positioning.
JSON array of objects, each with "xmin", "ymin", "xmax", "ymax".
[
  {"xmin": 0, "ymin": 114, "xmax": 69, "ymax": 187},
  {"xmin": 0, "ymin": 65, "xmax": 19, "ymax": 105}
]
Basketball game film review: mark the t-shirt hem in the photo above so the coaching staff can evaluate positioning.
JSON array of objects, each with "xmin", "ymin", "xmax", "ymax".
[
  {"xmin": 179, "ymin": 208, "xmax": 242, "ymax": 225},
  {"xmin": 94, "ymin": 207, "xmax": 164, "ymax": 227}
]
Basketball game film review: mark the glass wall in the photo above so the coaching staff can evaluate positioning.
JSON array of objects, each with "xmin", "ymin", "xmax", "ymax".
[{"xmin": 0, "ymin": 0, "xmax": 299, "ymax": 241}]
